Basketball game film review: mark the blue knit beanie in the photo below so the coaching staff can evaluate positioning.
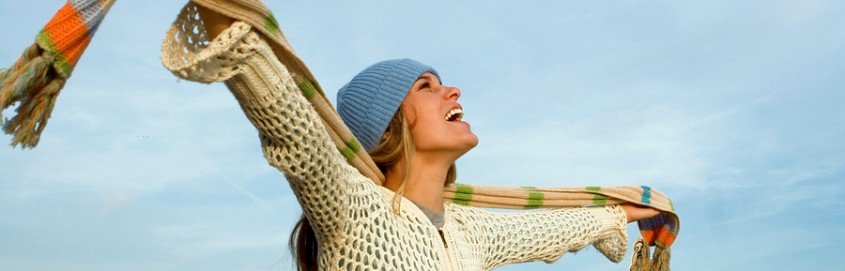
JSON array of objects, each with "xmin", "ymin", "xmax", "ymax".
[{"xmin": 337, "ymin": 58, "xmax": 439, "ymax": 151}]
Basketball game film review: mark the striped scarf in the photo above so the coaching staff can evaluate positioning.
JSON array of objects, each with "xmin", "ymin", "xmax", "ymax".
[{"xmin": 0, "ymin": 1, "xmax": 679, "ymax": 270}]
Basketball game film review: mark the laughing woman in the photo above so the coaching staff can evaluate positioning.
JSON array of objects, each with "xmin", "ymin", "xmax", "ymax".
[{"xmin": 162, "ymin": 6, "xmax": 659, "ymax": 271}]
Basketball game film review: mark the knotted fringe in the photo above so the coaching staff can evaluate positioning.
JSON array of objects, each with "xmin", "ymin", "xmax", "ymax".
[
  {"xmin": 629, "ymin": 237, "xmax": 671, "ymax": 271},
  {"xmin": 630, "ymin": 237, "xmax": 650, "ymax": 270},
  {"xmin": 0, "ymin": 43, "xmax": 66, "ymax": 148},
  {"xmin": 0, "ymin": 0, "xmax": 115, "ymax": 148},
  {"xmin": 652, "ymin": 245, "xmax": 671, "ymax": 271},
  {"xmin": 6, "ymin": 0, "xmax": 681, "ymax": 268}
]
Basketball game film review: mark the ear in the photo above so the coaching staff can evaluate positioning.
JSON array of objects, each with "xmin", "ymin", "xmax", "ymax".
[{"xmin": 381, "ymin": 132, "xmax": 389, "ymax": 140}]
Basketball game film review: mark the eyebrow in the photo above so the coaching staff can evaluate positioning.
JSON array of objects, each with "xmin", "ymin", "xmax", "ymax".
[
  {"xmin": 423, "ymin": 73, "xmax": 441, "ymax": 84},
  {"xmin": 414, "ymin": 73, "xmax": 441, "ymax": 88}
]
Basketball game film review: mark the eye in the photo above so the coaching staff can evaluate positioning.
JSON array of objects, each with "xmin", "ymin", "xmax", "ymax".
[{"xmin": 419, "ymin": 81, "xmax": 431, "ymax": 91}]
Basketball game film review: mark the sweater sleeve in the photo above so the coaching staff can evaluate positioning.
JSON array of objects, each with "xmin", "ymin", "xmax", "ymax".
[
  {"xmin": 161, "ymin": 16, "xmax": 376, "ymax": 241},
  {"xmin": 450, "ymin": 204, "xmax": 628, "ymax": 269}
]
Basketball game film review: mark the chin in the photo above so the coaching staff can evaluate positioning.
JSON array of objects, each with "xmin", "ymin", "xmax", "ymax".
[
  {"xmin": 458, "ymin": 136, "xmax": 479, "ymax": 154},
  {"xmin": 466, "ymin": 136, "xmax": 479, "ymax": 149},
  {"xmin": 466, "ymin": 132, "xmax": 479, "ymax": 147}
]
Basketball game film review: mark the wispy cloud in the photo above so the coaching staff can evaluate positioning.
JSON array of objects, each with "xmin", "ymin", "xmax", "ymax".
[{"xmin": 2, "ymin": 0, "xmax": 844, "ymax": 270}]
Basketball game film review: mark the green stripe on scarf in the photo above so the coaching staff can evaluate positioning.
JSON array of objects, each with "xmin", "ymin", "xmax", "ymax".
[
  {"xmin": 338, "ymin": 138, "xmax": 361, "ymax": 161},
  {"xmin": 586, "ymin": 186, "xmax": 607, "ymax": 206},
  {"xmin": 35, "ymin": 30, "xmax": 72, "ymax": 78},
  {"xmin": 295, "ymin": 77, "xmax": 317, "ymax": 100},
  {"xmin": 263, "ymin": 12, "xmax": 280, "ymax": 36},
  {"xmin": 521, "ymin": 186, "xmax": 544, "ymax": 209},
  {"xmin": 452, "ymin": 183, "xmax": 473, "ymax": 206}
]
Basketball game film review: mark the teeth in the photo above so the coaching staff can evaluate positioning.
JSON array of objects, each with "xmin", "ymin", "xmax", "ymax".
[{"xmin": 445, "ymin": 108, "xmax": 463, "ymax": 121}]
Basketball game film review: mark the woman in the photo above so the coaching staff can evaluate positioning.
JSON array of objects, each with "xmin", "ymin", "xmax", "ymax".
[{"xmin": 169, "ymin": 7, "xmax": 659, "ymax": 270}]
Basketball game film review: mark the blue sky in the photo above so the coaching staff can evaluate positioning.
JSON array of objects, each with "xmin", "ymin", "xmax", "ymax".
[{"xmin": 1, "ymin": 1, "xmax": 843, "ymax": 270}]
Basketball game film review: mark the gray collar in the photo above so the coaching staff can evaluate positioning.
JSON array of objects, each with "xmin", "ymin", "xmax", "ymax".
[{"xmin": 410, "ymin": 200, "xmax": 445, "ymax": 229}]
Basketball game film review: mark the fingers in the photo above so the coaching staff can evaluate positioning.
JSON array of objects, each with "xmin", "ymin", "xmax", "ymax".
[{"xmin": 621, "ymin": 204, "xmax": 661, "ymax": 223}]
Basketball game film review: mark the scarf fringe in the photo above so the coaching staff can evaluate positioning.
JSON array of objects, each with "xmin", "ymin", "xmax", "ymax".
[
  {"xmin": 0, "ymin": 43, "xmax": 65, "ymax": 148},
  {"xmin": 651, "ymin": 245, "xmax": 671, "ymax": 271},
  {"xmin": 629, "ymin": 237, "xmax": 670, "ymax": 271},
  {"xmin": 5, "ymin": 1, "xmax": 681, "ymax": 268},
  {"xmin": 629, "ymin": 237, "xmax": 649, "ymax": 271}
]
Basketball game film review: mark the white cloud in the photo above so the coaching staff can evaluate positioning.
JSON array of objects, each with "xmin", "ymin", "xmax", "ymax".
[
  {"xmin": 2, "ymin": 0, "xmax": 844, "ymax": 270},
  {"xmin": 103, "ymin": 190, "xmax": 135, "ymax": 214}
]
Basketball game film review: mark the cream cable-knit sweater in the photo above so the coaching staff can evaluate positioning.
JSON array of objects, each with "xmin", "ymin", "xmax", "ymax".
[{"xmin": 162, "ymin": 20, "xmax": 629, "ymax": 270}]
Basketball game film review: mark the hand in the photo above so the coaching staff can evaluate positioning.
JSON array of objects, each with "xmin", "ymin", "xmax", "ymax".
[
  {"xmin": 197, "ymin": 5, "xmax": 235, "ymax": 40},
  {"xmin": 620, "ymin": 204, "xmax": 660, "ymax": 223}
]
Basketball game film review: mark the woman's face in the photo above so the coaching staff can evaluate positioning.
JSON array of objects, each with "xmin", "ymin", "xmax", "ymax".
[{"xmin": 400, "ymin": 72, "xmax": 479, "ymax": 160}]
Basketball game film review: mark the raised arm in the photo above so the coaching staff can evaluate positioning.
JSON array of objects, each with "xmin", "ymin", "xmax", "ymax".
[
  {"xmin": 161, "ymin": 5, "xmax": 376, "ymax": 240},
  {"xmin": 448, "ymin": 204, "xmax": 628, "ymax": 269}
]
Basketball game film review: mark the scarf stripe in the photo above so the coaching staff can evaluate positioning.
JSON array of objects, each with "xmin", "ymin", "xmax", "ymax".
[
  {"xmin": 36, "ymin": 0, "xmax": 115, "ymax": 78},
  {"xmin": 263, "ymin": 13, "xmax": 280, "ymax": 36},
  {"xmin": 296, "ymin": 76, "xmax": 317, "ymax": 100},
  {"xmin": 452, "ymin": 183, "xmax": 474, "ymax": 206},
  {"xmin": 3, "ymin": 1, "xmax": 680, "ymax": 269},
  {"xmin": 586, "ymin": 186, "xmax": 608, "ymax": 206},
  {"xmin": 641, "ymin": 185, "xmax": 652, "ymax": 204}
]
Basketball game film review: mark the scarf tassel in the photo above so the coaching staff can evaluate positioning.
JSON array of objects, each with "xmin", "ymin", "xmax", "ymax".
[
  {"xmin": 1, "ymin": 0, "xmax": 115, "ymax": 148},
  {"xmin": 0, "ymin": 43, "xmax": 65, "ymax": 148},
  {"xmin": 629, "ymin": 237, "xmax": 671, "ymax": 271}
]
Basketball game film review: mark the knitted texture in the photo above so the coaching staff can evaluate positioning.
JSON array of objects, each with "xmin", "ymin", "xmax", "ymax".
[
  {"xmin": 176, "ymin": 5, "xmax": 680, "ymax": 255},
  {"xmin": 0, "ymin": 0, "xmax": 115, "ymax": 148},
  {"xmin": 187, "ymin": 0, "xmax": 388, "ymax": 184},
  {"xmin": 37, "ymin": 0, "xmax": 115, "ymax": 78},
  {"xmin": 161, "ymin": 19, "xmax": 629, "ymax": 270},
  {"xmin": 336, "ymin": 59, "xmax": 439, "ymax": 151},
  {"xmin": 444, "ymin": 184, "xmax": 678, "ymax": 249},
  {"xmin": 4, "ymin": 1, "xmax": 679, "ymax": 268}
]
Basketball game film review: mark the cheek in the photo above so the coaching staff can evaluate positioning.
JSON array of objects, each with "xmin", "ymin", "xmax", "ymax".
[
  {"xmin": 405, "ymin": 100, "xmax": 440, "ymax": 128},
  {"xmin": 411, "ymin": 115, "xmax": 440, "ymax": 137},
  {"xmin": 403, "ymin": 97, "xmax": 449, "ymax": 146},
  {"xmin": 409, "ymin": 115, "xmax": 447, "ymax": 146}
]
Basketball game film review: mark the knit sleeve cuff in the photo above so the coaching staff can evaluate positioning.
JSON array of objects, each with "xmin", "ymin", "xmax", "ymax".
[
  {"xmin": 591, "ymin": 205, "xmax": 629, "ymax": 263},
  {"xmin": 162, "ymin": 4, "xmax": 254, "ymax": 83}
]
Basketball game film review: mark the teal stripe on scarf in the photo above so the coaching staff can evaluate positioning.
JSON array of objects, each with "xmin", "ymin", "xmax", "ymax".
[{"xmin": 641, "ymin": 185, "xmax": 652, "ymax": 204}]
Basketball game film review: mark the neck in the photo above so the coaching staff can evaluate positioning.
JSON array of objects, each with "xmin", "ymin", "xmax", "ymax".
[{"xmin": 384, "ymin": 153, "xmax": 451, "ymax": 213}]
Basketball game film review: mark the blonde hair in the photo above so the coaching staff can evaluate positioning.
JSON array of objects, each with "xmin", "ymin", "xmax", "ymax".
[{"xmin": 290, "ymin": 105, "xmax": 456, "ymax": 270}]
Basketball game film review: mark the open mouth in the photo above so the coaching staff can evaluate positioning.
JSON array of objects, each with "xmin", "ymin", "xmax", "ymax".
[{"xmin": 445, "ymin": 108, "xmax": 464, "ymax": 122}]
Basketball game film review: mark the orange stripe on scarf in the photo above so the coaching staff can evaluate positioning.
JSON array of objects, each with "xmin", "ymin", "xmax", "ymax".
[{"xmin": 41, "ymin": 2, "xmax": 92, "ymax": 67}]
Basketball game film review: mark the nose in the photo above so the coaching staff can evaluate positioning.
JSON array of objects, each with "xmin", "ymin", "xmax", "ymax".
[{"xmin": 444, "ymin": 86, "xmax": 461, "ymax": 101}]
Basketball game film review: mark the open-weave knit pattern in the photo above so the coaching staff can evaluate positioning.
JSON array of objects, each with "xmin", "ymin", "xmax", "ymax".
[
  {"xmin": 186, "ymin": 0, "xmax": 387, "ymax": 184},
  {"xmin": 181, "ymin": 3, "xmax": 679, "ymax": 252},
  {"xmin": 161, "ymin": 16, "xmax": 630, "ymax": 270},
  {"xmin": 181, "ymin": 2, "xmax": 680, "ymax": 250},
  {"xmin": 3, "ymin": 0, "xmax": 679, "ymax": 268}
]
